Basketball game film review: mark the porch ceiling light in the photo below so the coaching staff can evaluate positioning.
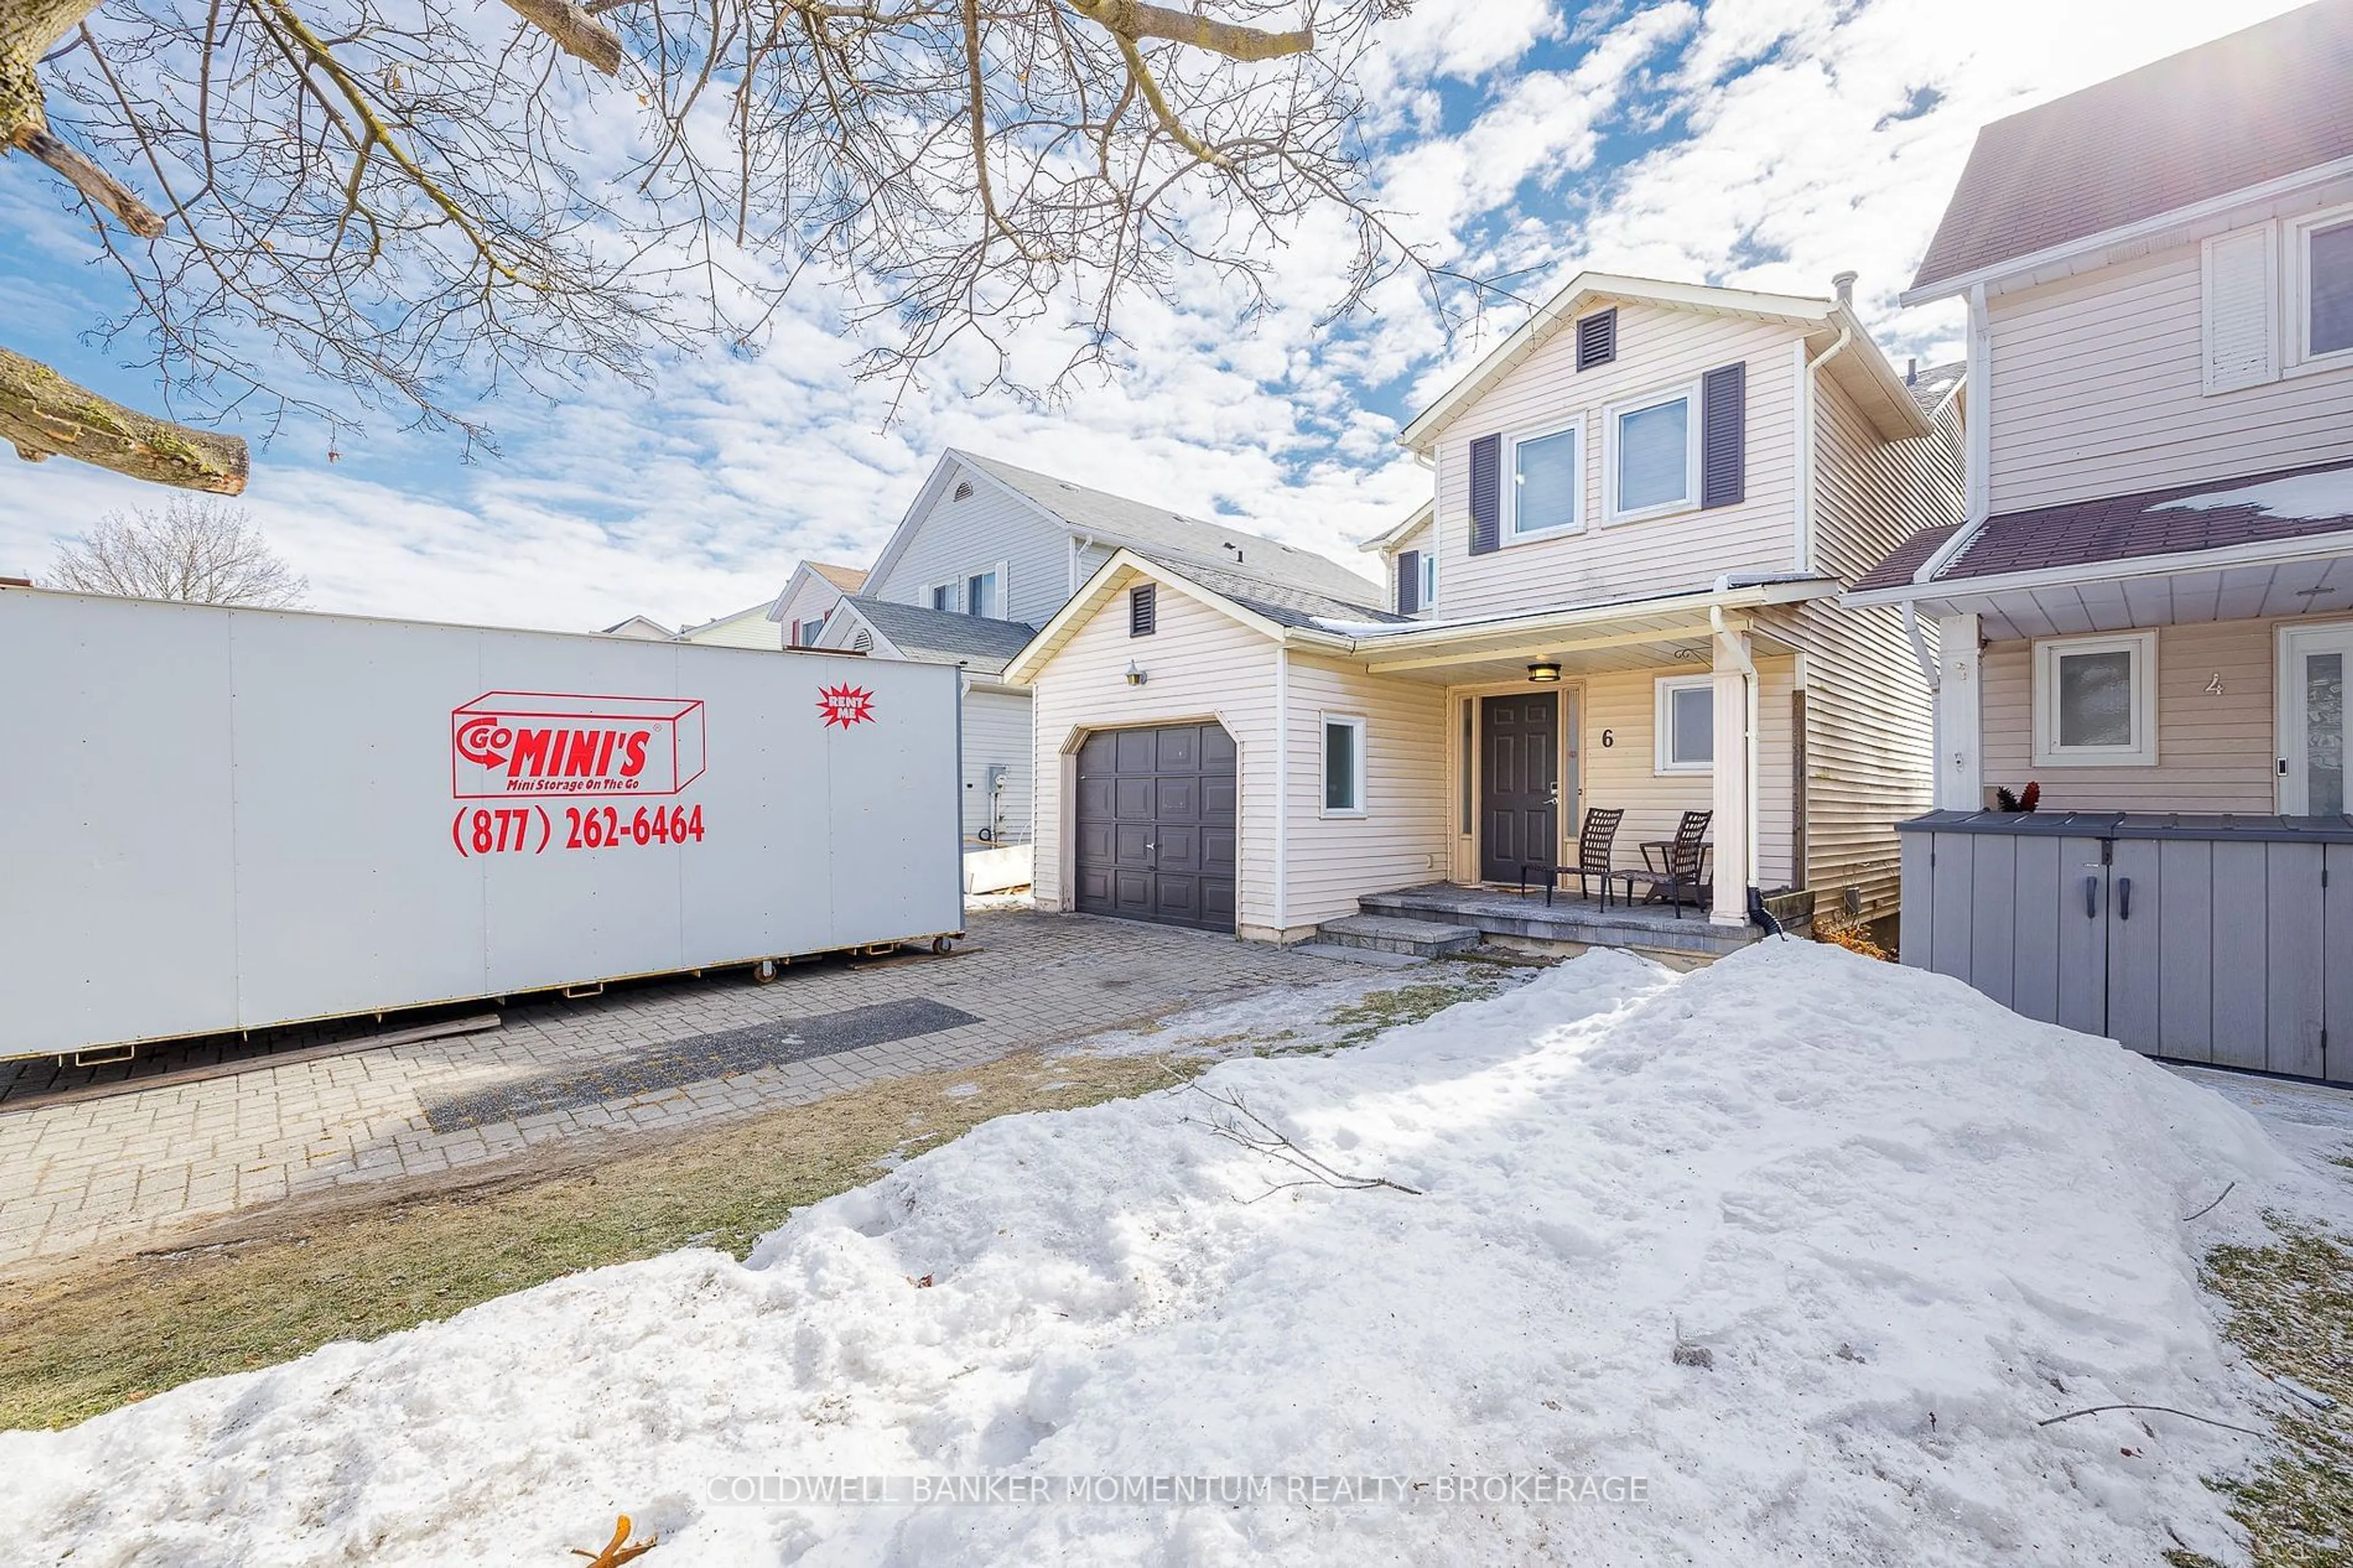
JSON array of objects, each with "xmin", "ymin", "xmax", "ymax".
[
  {"xmin": 1124, "ymin": 661, "xmax": 1148, "ymax": 686},
  {"xmin": 1526, "ymin": 661, "xmax": 1562, "ymax": 684}
]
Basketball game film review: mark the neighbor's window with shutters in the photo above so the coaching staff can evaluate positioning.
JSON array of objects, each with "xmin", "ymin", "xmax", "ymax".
[
  {"xmin": 966, "ymin": 570, "xmax": 999, "ymax": 618},
  {"xmin": 931, "ymin": 583, "xmax": 957, "ymax": 612},
  {"xmin": 1419, "ymin": 551, "xmax": 1438, "ymax": 609},
  {"xmin": 1507, "ymin": 425, "xmax": 1582, "ymax": 539},
  {"xmin": 1129, "ymin": 582, "xmax": 1157, "ymax": 637},
  {"xmin": 1322, "ymin": 715, "xmax": 1366, "ymax": 815},
  {"xmin": 1607, "ymin": 385, "xmax": 1700, "ymax": 522},
  {"xmin": 1654, "ymin": 676, "xmax": 1714, "ymax": 774},
  {"xmin": 2034, "ymin": 631, "xmax": 2158, "ymax": 767}
]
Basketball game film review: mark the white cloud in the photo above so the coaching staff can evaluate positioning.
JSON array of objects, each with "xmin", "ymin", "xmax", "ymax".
[{"xmin": 0, "ymin": 0, "xmax": 2315, "ymax": 631}]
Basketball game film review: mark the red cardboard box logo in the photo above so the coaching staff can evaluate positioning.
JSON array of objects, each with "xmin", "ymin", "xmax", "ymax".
[{"xmin": 452, "ymin": 691, "xmax": 706, "ymax": 798}]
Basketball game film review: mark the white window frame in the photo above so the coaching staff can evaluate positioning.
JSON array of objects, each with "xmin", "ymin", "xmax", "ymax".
[
  {"xmin": 1502, "ymin": 420, "xmax": 1585, "ymax": 543},
  {"xmin": 927, "ymin": 581, "xmax": 960, "ymax": 613},
  {"xmin": 1419, "ymin": 550, "xmax": 1438, "ymax": 610},
  {"xmin": 1653, "ymin": 675, "xmax": 1714, "ymax": 775},
  {"xmin": 2033, "ymin": 630, "xmax": 2159, "ymax": 767},
  {"xmin": 963, "ymin": 561, "xmax": 1009, "ymax": 619},
  {"xmin": 1320, "ymin": 713, "xmax": 1368, "ymax": 817},
  {"xmin": 1603, "ymin": 381, "xmax": 1703, "ymax": 525},
  {"xmin": 2286, "ymin": 200, "xmax": 2353, "ymax": 374}
]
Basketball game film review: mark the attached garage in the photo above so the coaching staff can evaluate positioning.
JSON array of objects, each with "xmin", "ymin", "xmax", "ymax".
[{"xmin": 1073, "ymin": 722, "xmax": 1237, "ymax": 931}]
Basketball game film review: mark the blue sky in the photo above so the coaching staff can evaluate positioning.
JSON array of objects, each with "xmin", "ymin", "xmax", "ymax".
[{"xmin": 0, "ymin": 1, "xmax": 2309, "ymax": 632}]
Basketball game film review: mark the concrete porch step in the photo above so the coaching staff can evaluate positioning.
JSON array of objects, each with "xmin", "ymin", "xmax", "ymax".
[
  {"xmin": 1288, "ymin": 942, "xmax": 1428, "ymax": 969},
  {"xmin": 1358, "ymin": 885, "xmax": 1758, "ymax": 958},
  {"xmin": 1314, "ymin": 913, "xmax": 1483, "ymax": 958}
]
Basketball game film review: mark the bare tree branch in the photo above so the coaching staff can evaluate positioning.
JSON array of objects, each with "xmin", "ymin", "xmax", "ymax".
[
  {"xmin": 496, "ymin": 0, "xmax": 623, "ymax": 74},
  {"xmin": 1064, "ymin": 0, "xmax": 1309, "ymax": 62},
  {"xmin": 1, "ymin": 344, "xmax": 249, "ymax": 491}
]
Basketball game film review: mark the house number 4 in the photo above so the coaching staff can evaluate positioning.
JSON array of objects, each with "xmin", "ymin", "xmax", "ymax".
[{"xmin": 2207, "ymin": 672, "xmax": 2224, "ymax": 695}]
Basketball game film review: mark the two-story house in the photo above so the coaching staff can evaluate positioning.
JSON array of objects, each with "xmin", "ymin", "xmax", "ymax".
[
  {"xmin": 1007, "ymin": 272, "xmax": 1965, "ymax": 948},
  {"xmin": 1849, "ymin": 1, "xmax": 2353, "ymax": 1087},
  {"xmin": 803, "ymin": 450, "xmax": 1387, "ymax": 869}
]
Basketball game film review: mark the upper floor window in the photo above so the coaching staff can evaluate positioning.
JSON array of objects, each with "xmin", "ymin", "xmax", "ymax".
[
  {"xmin": 1607, "ymin": 385, "xmax": 1699, "ymax": 523},
  {"xmin": 1418, "ymin": 550, "xmax": 1438, "ymax": 609},
  {"xmin": 966, "ymin": 570, "xmax": 999, "ymax": 618},
  {"xmin": 1507, "ymin": 425, "xmax": 1582, "ymax": 539},
  {"xmin": 2300, "ymin": 213, "xmax": 2353, "ymax": 360},
  {"xmin": 931, "ymin": 583, "xmax": 957, "ymax": 612}
]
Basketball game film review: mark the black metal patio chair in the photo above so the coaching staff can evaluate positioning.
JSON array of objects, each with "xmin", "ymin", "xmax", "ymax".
[
  {"xmin": 1519, "ymin": 807, "xmax": 1625, "ymax": 907},
  {"xmin": 1619, "ymin": 809, "xmax": 1713, "ymax": 918}
]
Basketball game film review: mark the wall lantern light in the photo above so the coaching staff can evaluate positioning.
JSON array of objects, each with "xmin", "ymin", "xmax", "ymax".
[
  {"xmin": 1125, "ymin": 661, "xmax": 1149, "ymax": 686},
  {"xmin": 1526, "ymin": 662, "xmax": 1562, "ymax": 684}
]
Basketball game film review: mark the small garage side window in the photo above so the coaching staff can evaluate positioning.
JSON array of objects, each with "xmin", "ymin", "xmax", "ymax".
[
  {"xmin": 1322, "ymin": 714, "xmax": 1366, "ymax": 816},
  {"xmin": 2034, "ymin": 630, "xmax": 2158, "ymax": 766}
]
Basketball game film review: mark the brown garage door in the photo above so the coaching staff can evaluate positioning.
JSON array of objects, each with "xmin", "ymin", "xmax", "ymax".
[{"xmin": 1074, "ymin": 723, "xmax": 1237, "ymax": 932}]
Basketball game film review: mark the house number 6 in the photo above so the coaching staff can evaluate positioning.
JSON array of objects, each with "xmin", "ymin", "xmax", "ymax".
[{"xmin": 1601, "ymin": 729, "xmax": 1615, "ymax": 748}]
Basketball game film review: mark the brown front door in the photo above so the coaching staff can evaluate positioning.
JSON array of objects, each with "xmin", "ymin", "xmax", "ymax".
[{"xmin": 1480, "ymin": 692, "xmax": 1558, "ymax": 882}]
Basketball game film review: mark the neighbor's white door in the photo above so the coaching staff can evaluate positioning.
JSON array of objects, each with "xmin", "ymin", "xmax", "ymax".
[{"xmin": 2278, "ymin": 622, "xmax": 2353, "ymax": 815}]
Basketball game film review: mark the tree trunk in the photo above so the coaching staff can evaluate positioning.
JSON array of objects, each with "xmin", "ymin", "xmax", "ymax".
[
  {"xmin": 2, "ymin": 0, "xmax": 100, "ymax": 143},
  {"xmin": 1, "ymin": 346, "xmax": 249, "ymax": 494}
]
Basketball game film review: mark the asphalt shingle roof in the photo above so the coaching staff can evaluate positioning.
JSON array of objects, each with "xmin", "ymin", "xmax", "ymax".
[
  {"xmin": 1911, "ymin": 1, "xmax": 2353, "ymax": 292},
  {"xmin": 1156, "ymin": 559, "xmax": 1401, "ymax": 629},
  {"xmin": 1903, "ymin": 362, "xmax": 1966, "ymax": 417},
  {"xmin": 842, "ymin": 596, "xmax": 1038, "ymax": 670},
  {"xmin": 1856, "ymin": 455, "xmax": 2353, "ymax": 590},
  {"xmin": 960, "ymin": 453, "xmax": 1386, "ymax": 607}
]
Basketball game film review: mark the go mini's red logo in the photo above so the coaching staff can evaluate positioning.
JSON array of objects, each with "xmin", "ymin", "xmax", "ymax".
[
  {"xmin": 817, "ymin": 683, "xmax": 876, "ymax": 728},
  {"xmin": 452, "ymin": 691, "xmax": 706, "ymax": 798}
]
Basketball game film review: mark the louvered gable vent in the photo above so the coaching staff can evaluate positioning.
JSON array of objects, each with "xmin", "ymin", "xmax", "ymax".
[
  {"xmin": 1574, "ymin": 308, "xmax": 1618, "ymax": 371},
  {"xmin": 1129, "ymin": 581, "xmax": 1157, "ymax": 636}
]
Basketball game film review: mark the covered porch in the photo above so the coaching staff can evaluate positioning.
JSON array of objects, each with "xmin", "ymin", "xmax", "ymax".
[{"xmin": 1323, "ymin": 579, "xmax": 1827, "ymax": 930}]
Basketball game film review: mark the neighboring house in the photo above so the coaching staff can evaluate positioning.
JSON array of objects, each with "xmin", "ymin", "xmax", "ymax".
[
  {"xmin": 600, "ymin": 615, "xmax": 675, "ymax": 640},
  {"xmin": 766, "ymin": 561, "xmax": 868, "ymax": 648},
  {"xmin": 815, "ymin": 594, "xmax": 1040, "ymax": 846},
  {"xmin": 1848, "ymin": 1, "xmax": 2353, "ymax": 1086},
  {"xmin": 1008, "ymin": 271, "xmax": 1965, "ymax": 946},
  {"xmin": 822, "ymin": 450, "xmax": 1381, "ymax": 871},
  {"xmin": 676, "ymin": 600, "xmax": 785, "ymax": 650}
]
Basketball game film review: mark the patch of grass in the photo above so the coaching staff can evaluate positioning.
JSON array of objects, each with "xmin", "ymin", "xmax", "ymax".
[
  {"xmin": 0, "ymin": 1049, "xmax": 1199, "ymax": 1433},
  {"xmin": 2169, "ymin": 1219, "xmax": 2353, "ymax": 1568},
  {"xmin": 1302, "ymin": 975, "xmax": 1510, "ymax": 1053}
]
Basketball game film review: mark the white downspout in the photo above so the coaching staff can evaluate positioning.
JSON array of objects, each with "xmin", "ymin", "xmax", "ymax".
[
  {"xmin": 1794, "ymin": 319, "xmax": 1854, "ymax": 575},
  {"xmin": 1272, "ymin": 642, "xmax": 1290, "ymax": 938}
]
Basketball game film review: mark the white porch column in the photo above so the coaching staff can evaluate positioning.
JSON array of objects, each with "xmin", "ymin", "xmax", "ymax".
[
  {"xmin": 1934, "ymin": 612, "xmax": 1983, "ymax": 811},
  {"xmin": 1711, "ymin": 627, "xmax": 1752, "ymax": 928}
]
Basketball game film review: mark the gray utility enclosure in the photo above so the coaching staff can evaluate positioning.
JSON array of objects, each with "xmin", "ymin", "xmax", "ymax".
[{"xmin": 1899, "ymin": 811, "xmax": 2353, "ymax": 1087}]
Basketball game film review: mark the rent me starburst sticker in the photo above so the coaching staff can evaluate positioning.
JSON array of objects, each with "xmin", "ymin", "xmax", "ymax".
[{"xmin": 817, "ymin": 683, "xmax": 877, "ymax": 728}]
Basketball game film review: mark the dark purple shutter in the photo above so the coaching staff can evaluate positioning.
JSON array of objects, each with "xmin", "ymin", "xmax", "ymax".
[
  {"xmin": 1575, "ymin": 308, "xmax": 1618, "ymax": 370},
  {"xmin": 1700, "ymin": 362, "xmax": 1746, "ymax": 509},
  {"xmin": 1468, "ymin": 435, "xmax": 1501, "ymax": 555},
  {"xmin": 1396, "ymin": 549, "xmax": 1421, "ymax": 613}
]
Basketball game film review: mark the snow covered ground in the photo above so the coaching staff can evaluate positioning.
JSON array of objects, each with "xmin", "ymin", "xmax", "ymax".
[{"xmin": 9, "ymin": 942, "xmax": 2349, "ymax": 1567}]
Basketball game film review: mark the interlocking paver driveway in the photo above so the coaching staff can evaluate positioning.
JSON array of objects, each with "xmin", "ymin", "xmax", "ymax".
[{"xmin": 0, "ymin": 911, "xmax": 1366, "ymax": 1274}]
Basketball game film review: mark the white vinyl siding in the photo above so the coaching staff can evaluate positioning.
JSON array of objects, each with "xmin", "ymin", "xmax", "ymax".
[
  {"xmin": 1029, "ymin": 575, "xmax": 1284, "ymax": 936},
  {"xmin": 676, "ymin": 605, "xmax": 782, "ymax": 650},
  {"xmin": 870, "ymin": 470, "xmax": 1066, "ymax": 627},
  {"xmin": 1987, "ymin": 238, "xmax": 2353, "ymax": 513},
  {"xmin": 1428, "ymin": 306, "xmax": 1803, "ymax": 618},
  {"xmin": 960, "ymin": 687, "xmax": 1034, "ymax": 842},
  {"xmin": 2201, "ymin": 225, "xmax": 2279, "ymax": 393},
  {"xmin": 1982, "ymin": 619, "xmax": 2282, "ymax": 811},
  {"xmin": 1776, "ymin": 370, "xmax": 1957, "ymax": 918},
  {"xmin": 1283, "ymin": 656, "xmax": 1448, "ymax": 928}
]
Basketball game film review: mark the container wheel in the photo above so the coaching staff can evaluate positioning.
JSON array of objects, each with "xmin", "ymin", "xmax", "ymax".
[
  {"xmin": 751, "ymin": 958, "xmax": 782, "ymax": 985},
  {"xmin": 931, "ymin": 936, "xmax": 952, "ymax": 955}
]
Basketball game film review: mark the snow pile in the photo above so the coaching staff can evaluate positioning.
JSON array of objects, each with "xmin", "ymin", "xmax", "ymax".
[{"xmin": 3, "ymin": 944, "xmax": 2305, "ymax": 1566}]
